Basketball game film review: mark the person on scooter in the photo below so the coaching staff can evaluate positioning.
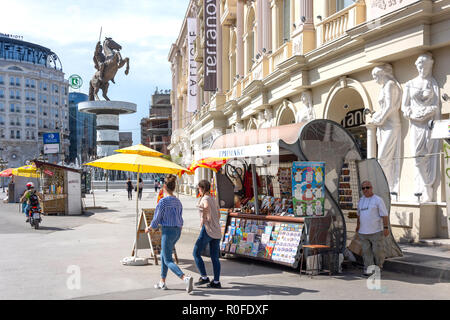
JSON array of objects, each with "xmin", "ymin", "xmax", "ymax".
[{"xmin": 20, "ymin": 182, "xmax": 42, "ymax": 222}]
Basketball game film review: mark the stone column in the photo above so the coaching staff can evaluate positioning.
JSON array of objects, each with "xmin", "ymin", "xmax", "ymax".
[
  {"xmin": 299, "ymin": 0, "xmax": 314, "ymax": 28},
  {"xmin": 237, "ymin": 0, "xmax": 244, "ymax": 77},
  {"xmin": 365, "ymin": 124, "xmax": 377, "ymax": 159},
  {"xmin": 263, "ymin": 0, "xmax": 272, "ymax": 52},
  {"xmin": 257, "ymin": 0, "xmax": 263, "ymax": 53}
]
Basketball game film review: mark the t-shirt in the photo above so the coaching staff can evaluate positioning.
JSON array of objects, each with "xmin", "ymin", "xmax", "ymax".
[
  {"xmin": 150, "ymin": 196, "xmax": 183, "ymax": 228},
  {"xmin": 198, "ymin": 195, "xmax": 222, "ymax": 239},
  {"xmin": 357, "ymin": 194, "xmax": 388, "ymax": 234}
]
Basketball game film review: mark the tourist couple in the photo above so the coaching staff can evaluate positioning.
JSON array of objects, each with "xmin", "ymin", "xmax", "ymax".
[{"xmin": 145, "ymin": 175, "xmax": 221, "ymax": 294}]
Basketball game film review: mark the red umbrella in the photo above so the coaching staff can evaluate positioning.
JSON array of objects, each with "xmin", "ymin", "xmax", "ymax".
[
  {"xmin": 188, "ymin": 157, "xmax": 229, "ymax": 173},
  {"xmin": 0, "ymin": 168, "xmax": 13, "ymax": 177}
]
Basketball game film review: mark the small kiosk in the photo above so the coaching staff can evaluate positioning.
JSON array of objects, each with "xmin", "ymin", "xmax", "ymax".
[
  {"xmin": 198, "ymin": 120, "xmax": 402, "ymax": 273},
  {"xmin": 33, "ymin": 160, "xmax": 82, "ymax": 215}
]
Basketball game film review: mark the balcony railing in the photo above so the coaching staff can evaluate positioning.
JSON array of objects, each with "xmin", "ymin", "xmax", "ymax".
[
  {"xmin": 316, "ymin": 1, "xmax": 366, "ymax": 45},
  {"xmin": 269, "ymin": 41, "xmax": 292, "ymax": 74}
]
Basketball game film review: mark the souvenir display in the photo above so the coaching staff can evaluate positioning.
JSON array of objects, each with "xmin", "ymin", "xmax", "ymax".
[
  {"xmin": 292, "ymin": 161, "xmax": 325, "ymax": 217},
  {"xmin": 221, "ymin": 218, "xmax": 303, "ymax": 267},
  {"xmin": 277, "ymin": 167, "xmax": 292, "ymax": 195},
  {"xmin": 338, "ymin": 162, "xmax": 360, "ymax": 211}
]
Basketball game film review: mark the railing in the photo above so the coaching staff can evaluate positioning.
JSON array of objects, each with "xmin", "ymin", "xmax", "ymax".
[
  {"xmin": 316, "ymin": 2, "xmax": 366, "ymax": 45},
  {"xmin": 269, "ymin": 41, "xmax": 292, "ymax": 73}
]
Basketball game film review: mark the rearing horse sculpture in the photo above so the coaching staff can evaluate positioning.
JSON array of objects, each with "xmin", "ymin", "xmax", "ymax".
[{"xmin": 89, "ymin": 37, "xmax": 130, "ymax": 101}]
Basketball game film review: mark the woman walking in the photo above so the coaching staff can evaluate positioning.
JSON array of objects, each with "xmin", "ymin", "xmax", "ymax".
[
  {"xmin": 192, "ymin": 180, "xmax": 222, "ymax": 288},
  {"xmin": 138, "ymin": 178, "xmax": 144, "ymax": 200},
  {"xmin": 126, "ymin": 178, "xmax": 133, "ymax": 200},
  {"xmin": 146, "ymin": 175, "xmax": 193, "ymax": 293}
]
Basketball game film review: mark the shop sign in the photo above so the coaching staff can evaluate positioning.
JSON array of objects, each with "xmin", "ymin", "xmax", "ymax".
[
  {"xmin": 43, "ymin": 132, "xmax": 60, "ymax": 144},
  {"xmin": 44, "ymin": 169, "xmax": 54, "ymax": 176},
  {"xmin": 187, "ymin": 17, "xmax": 197, "ymax": 112},
  {"xmin": 341, "ymin": 108, "xmax": 365, "ymax": 129},
  {"xmin": 43, "ymin": 144, "xmax": 59, "ymax": 154},
  {"xmin": 68, "ymin": 74, "xmax": 83, "ymax": 89},
  {"xmin": 367, "ymin": 0, "xmax": 419, "ymax": 21},
  {"xmin": 204, "ymin": 0, "xmax": 217, "ymax": 91},
  {"xmin": 196, "ymin": 142, "xmax": 280, "ymax": 160}
]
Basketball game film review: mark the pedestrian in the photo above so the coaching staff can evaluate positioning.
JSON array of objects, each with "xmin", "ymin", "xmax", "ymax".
[
  {"xmin": 145, "ymin": 174, "xmax": 193, "ymax": 293},
  {"xmin": 138, "ymin": 178, "xmax": 143, "ymax": 200},
  {"xmin": 192, "ymin": 180, "xmax": 222, "ymax": 288},
  {"xmin": 126, "ymin": 178, "xmax": 133, "ymax": 200},
  {"xmin": 154, "ymin": 180, "xmax": 159, "ymax": 193},
  {"xmin": 356, "ymin": 180, "xmax": 390, "ymax": 276}
]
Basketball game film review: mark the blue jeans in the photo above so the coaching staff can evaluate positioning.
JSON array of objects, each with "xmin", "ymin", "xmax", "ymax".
[
  {"xmin": 193, "ymin": 226, "xmax": 221, "ymax": 282},
  {"xmin": 160, "ymin": 226, "xmax": 184, "ymax": 279}
]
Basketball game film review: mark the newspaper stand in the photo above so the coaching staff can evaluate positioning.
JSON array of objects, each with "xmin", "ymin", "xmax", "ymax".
[{"xmin": 200, "ymin": 120, "xmax": 401, "ymax": 274}]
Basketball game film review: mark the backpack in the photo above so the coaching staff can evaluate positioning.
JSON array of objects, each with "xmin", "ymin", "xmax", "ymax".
[{"xmin": 29, "ymin": 192, "xmax": 39, "ymax": 206}]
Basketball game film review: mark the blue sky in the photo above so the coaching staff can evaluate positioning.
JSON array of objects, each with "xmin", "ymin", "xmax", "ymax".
[{"xmin": 1, "ymin": 0, "xmax": 188, "ymax": 144}]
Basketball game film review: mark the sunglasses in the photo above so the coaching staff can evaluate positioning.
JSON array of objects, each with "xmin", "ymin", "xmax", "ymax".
[{"xmin": 362, "ymin": 186, "xmax": 372, "ymax": 190}]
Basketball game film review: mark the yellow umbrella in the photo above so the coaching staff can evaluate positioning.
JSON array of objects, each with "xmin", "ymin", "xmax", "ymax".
[
  {"xmin": 83, "ymin": 150, "xmax": 192, "ymax": 261},
  {"xmin": 114, "ymin": 144, "xmax": 163, "ymax": 157},
  {"xmin": 12, "ymin": 164, "xmax": 40, "ymax": 178},
  {"xmin": 83, "ymin": 152, "xmax": 190, "ymax": 175}
]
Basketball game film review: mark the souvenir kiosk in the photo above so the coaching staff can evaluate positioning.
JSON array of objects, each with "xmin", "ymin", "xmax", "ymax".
[
  {"xmin": 33, "ymin": 160, "xmax": 82, "ymax": 215},
  {"xmin": 199, "ymin": 120, "xmax": 401, "ymax": 273}
]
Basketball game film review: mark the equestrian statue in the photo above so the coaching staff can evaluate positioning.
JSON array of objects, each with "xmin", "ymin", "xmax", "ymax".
[{"xmin": 89, "ymin": 37, "xmax": 130, "ymax": 101}]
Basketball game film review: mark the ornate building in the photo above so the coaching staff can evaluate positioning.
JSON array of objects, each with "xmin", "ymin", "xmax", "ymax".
[
  {"xmin": 0, "ymin": 35, "xmax": 69, "ymax": 167},
  {"xmin": 168, "ymin": 0, "xmax": 450, "ymax": 242}
]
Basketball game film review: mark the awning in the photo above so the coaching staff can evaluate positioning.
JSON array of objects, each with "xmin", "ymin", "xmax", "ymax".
[{"xmin": 196, "ymin": 122, "xmax": 306, "ymax": 160}]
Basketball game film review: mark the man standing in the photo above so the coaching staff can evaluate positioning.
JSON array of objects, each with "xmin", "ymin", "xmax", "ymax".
[{"xmin": 356, "ymin": 181, "xmax": 390, "ymax": 276}]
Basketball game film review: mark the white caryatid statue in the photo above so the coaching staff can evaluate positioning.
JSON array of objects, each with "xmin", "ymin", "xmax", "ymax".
[
  {"xmin": 369, "ymin": 64, "xmax": 403, "ymax": 197},
  {"xmin": 401, "ymin": 53, "xmax": 441, "ymax": 202},
  {"xmin": 297, "ymin": 90, "xmax": 315, "ymax": 122}
]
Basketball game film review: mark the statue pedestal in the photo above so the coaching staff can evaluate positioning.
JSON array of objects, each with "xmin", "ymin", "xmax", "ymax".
[{"xmin": 78, "ymin": 101, "xmax": 136, "ymax": 157}]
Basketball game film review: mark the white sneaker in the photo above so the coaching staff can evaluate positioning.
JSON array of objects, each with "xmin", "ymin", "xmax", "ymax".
[
  {"xmin": 184, "ymin": 276, "xmax": 193, "ymax": 294},
  {"xmin": 154, "ymin": 281, "xmax": 167, "ymax": 290}
]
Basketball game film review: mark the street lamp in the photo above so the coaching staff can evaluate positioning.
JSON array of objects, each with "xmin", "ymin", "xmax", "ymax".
[{"xmin": 0, "ymin": 157, "xmax": 8, "ymax": 193}]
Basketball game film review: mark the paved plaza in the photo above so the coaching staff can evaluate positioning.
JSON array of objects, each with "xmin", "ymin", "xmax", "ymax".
[{"xmin": 0, "ymin": 189, "xmax": 449, "ymax": 300}]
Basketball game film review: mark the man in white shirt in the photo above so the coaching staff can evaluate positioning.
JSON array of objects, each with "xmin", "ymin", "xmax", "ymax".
[{"xmin": 356, "ymin": 180, "xmax": 390, "ymax": 276}]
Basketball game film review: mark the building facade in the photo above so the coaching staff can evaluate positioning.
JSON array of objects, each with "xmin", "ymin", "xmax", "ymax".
[
  {"xmin": 0, "ymin": 35, "xmax": 69, "ymax": 167},
  {"xmin": 119, "ymin": 131, "xmax": 133, "ymax": 149},
  {"xmin": 140, "ymin": 89, "xmax": 172, "ymax": 154},
  {"xmin": 168, "ymin": 0, "xmax": 450, "ymax": 242},
  {"xmin": 68, "ymin": 92, "xmax": 96, "ymax": 164}
]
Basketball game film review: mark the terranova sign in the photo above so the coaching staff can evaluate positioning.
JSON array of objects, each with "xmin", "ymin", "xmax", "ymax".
[{"xmin": 196, "ymin": 142, "xmax": 280, "ymax": 161}]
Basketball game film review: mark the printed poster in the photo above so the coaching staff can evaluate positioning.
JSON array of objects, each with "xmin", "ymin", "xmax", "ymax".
[{"xmin": 292, "ymin": 161, "xmax": 325, "ymax": 217}]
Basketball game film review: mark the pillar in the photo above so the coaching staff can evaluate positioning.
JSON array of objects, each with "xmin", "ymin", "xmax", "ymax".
[
  {"xmin": 365, "ymin": 124, "xmax": 377, "ymax": 159},
  {"xmin": 237, "ymin": 0, "xmax": 244, "ymax": 77}
]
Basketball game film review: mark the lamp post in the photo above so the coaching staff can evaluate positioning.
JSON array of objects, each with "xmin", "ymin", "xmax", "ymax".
[{"xmin": 0, "ymin": 157, "xmax": 8, "ymax": 193}]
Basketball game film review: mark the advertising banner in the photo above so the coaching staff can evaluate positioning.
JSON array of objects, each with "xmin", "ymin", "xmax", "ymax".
[
  {"xmin": 292, "ymin": 161, "xmax": 325, "ymax": 217},
  {"xmin": 43, "ymin": 144, "xmax": 60, "ymax": 154},
  {"xmin": 187, "ymin": 17, "xmax": 197, "ymax": 112},
  {"xmin": 204, "ymin": 0, "xmax": 217, "ymax": 91},
  {"xmin": 43, "ymin": 132, "xmax": 60, "ymax": 144}
]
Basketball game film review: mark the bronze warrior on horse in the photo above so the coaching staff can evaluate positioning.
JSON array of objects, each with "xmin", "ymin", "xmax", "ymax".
[{"xmin": 89, "ymin": 37, "xmax": 130, "ymax": 101}]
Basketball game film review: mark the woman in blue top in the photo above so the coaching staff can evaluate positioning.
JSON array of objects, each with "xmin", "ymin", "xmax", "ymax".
[{"xmin": 146, "ymin": 174, "xmax": 193, "ymax": 294}]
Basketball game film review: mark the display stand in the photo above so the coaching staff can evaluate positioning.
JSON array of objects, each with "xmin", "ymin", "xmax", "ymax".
[{"xmin": 131, "ymin": 208, "xmax": 179, "ymax": 265}]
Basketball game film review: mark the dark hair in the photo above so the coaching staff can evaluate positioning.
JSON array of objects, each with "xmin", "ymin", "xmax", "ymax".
[
  {"xmin": 164, "ymin": 174, "xmax": 177, "ymax": 192},
  {"xmin": 198, "ymin": 180, "xmax": 211, "ymax": 193}
]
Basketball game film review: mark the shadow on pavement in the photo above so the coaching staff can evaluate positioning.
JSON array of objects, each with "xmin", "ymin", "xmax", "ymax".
[{"xmin": 191, "ymin": 282, "xmax": 319, "ymax": 297}]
